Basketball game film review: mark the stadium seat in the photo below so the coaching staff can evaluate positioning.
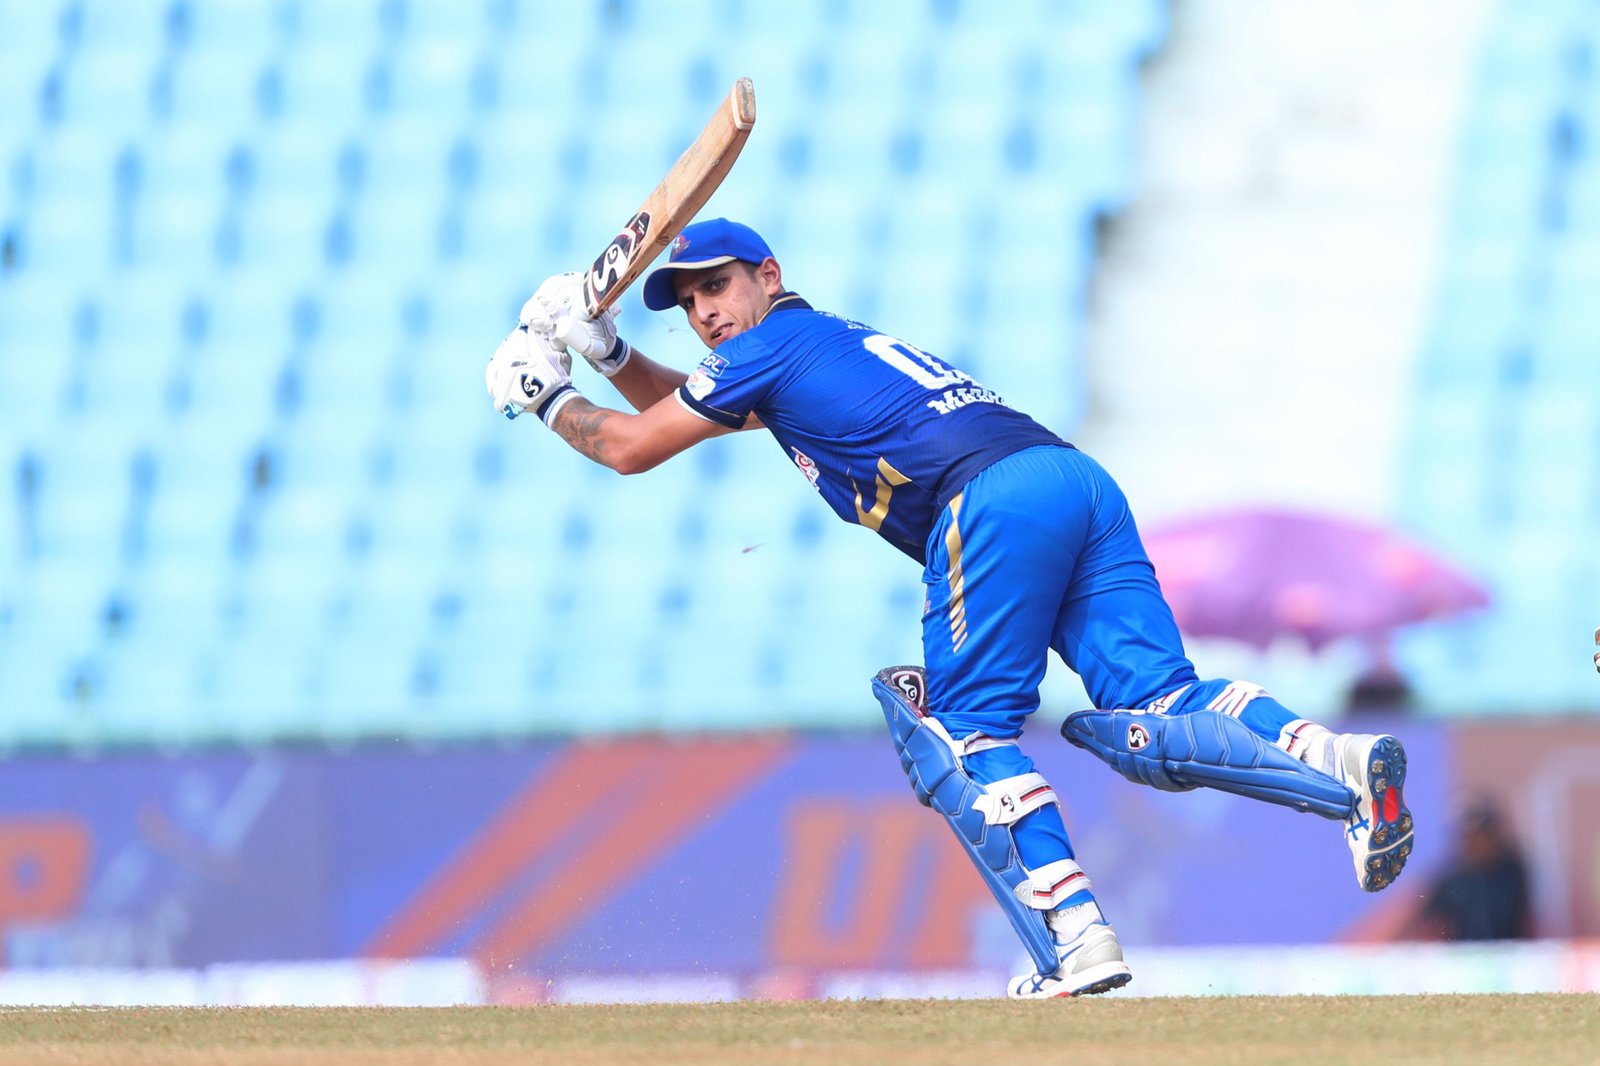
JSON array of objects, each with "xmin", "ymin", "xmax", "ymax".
[
  {"xmin": 76, "ymin": 277, "xmax": 189, "ymax": 414},
  {"xmin": 0, "ymin": 630, "xmax": 82, "ymax": 747},
  {"xmin": 0, "ymin": 278, "xmax": 76, "ymax": 426},
  {"xmin": 89, "ymin": 627, "xmax": 204, "ymax": 742},
  {"xmin": 382, "ymin": 38, "xmax": 484, "ymax": 121},
  {"xmin": 162, "ymin": 51, "xmax": 269, "ymax": 127},
  {"xmin": 54, "ymin": 46, "xmax": 155, "ymax": 133},
  {"xmin": 1507, "ymin": 391, "xmax": 1600, "ymax": 527},
  {"xmin": 274, "ymin": 43, "xmax": 372, "ymax": 126},
  {"xmin": 0, "ymin": 2, "xmax": 62, "ymax": 60}
]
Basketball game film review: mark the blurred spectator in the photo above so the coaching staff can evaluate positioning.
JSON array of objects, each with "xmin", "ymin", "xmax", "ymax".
[
  {"xmin": 1344, "ymin": 638, "xmax": 1414, "ymax": 716},
  {"xmin": 1407, "ymin": 797, "xmax": 1533, "ymax": 941},
  {"xmin": 1344, "ymin": 666, "xmax": 1414, "ymax": 716}
]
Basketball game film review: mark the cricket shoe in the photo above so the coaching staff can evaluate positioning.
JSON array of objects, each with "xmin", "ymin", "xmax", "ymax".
[
  {"xmin": 1007, "ymin": 909, "xmax": 1132, "ymax": 1000},
  {"xmin": 1337, "ymin": 732, "xmax": 1414, "ymax": 892}
]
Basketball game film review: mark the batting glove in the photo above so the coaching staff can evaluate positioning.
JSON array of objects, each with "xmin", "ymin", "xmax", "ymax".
[
  {"xmin": 485, "ymin": 324, "xmax": 579, "ymax": 425},
  {"xmin": 520, "ymin": 273, "xmax": 632, "ymax": 377}
]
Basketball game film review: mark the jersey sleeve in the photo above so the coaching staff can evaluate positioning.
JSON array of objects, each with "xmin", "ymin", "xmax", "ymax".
[{"xmin": 674, "ymin": 334, "xmax": 783, "ymax": 429}]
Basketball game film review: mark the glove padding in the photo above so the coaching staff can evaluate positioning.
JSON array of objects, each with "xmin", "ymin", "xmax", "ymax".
[
  {"xmin": 485, "ymin": 324, "xmax": 579, "ymax": 425},
  {"xmin": 520, "ymin": 273, "xmax": 632, "ymax": 377}
]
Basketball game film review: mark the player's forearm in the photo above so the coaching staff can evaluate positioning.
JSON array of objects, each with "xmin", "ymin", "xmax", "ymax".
[
  {"xmin": 605, "ymin": 348, "xmax": 689, "ymax": 412},
  {"xmin": 546, "ymin": 395, "xmax": 665, "ymax": 475}
]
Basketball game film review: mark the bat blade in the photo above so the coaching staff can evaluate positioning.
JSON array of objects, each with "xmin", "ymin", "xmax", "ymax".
[{"xmin": 580, "ymin": 77, "xmax": 757, "ymax": 319}]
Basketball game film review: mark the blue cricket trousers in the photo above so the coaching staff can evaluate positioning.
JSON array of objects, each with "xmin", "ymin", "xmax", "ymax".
[{"xmin": 919, "ymin": 445, "xmax": 1300, "ymax": 872}]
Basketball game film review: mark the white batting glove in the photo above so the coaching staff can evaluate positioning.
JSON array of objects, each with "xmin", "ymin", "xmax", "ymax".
[
  {"xmin": 520, "ymin": 273, "xmax": 632, "ymax": 377},
  {"xmin": 553, "ymin": 303, "xmax": 630, "ymax": 376},
  {"xmin": 485, "ymin": 324, "xmax": 579, "ymax": 425},
  {"xmin": 518, "ymin": 274, "xmax": 577, "ymax": 332}
]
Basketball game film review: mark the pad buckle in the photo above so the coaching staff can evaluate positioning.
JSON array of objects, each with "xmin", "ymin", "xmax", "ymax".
[{"xmin": 973, "ymin": 772, "xmax": 1057, "ymax": 826}]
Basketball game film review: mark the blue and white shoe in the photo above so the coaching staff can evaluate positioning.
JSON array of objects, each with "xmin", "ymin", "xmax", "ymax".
[
  {"xmin": 1007, "ymin": 906, "xmax": 1132, "ymax": 1000},
  {"xmin": 1336, "ymin": 733, "xmax": 1414, "ymax": 892}
]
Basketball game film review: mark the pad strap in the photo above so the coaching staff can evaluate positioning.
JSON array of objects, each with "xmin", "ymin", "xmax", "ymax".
[
  {"xmin": 920, "ymin": 714, "xmax": 1018, "ymax": 761},
  {"xmin": 1017, "ymin": 858, "xmax": 1092, "ymax": 910},
  {"xmin": 1145, "ymin": 683, "xmax": 1193, "ymax": 715},
  {"xmin": 973, "ymin": 772, "xmax": 1057, "ymax": 827},
  {"xmin": 1206, "ymin": 680, "xmax": 1268, "ymax": 717}
]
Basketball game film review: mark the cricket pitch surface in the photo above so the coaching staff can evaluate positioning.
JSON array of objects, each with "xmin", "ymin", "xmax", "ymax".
[{"xmin": 3, "ymin": 994, "xmax": 1595, "ymax": 1065}]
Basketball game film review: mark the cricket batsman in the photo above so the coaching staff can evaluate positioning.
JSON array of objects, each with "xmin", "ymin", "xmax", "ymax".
[{"xmin": 484, "ymin": 218, "xmax": 1416, "ymax": 998}]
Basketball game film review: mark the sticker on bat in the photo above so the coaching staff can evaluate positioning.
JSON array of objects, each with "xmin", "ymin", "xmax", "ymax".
[{"xmin": 584, "ymin": 211, "xmax": 653, "ymax": 307}]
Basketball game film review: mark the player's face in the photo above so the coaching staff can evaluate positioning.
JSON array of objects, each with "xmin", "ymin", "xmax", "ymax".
[{"xmin": 673, "ymin": 258, "xmax": 784, "ymax": 348}]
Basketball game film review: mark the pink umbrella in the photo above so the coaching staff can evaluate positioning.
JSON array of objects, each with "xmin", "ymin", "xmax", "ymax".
[{"xmin": 1142, "ymin": 507, "xmax": 1490, "ymax": 651}]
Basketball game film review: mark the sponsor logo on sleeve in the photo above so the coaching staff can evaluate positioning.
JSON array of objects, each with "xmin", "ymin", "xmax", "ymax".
[
  {"xmin": 698, "ymin": 354, "xmax": 728, "ymax": 378},
  {"xmin": 685, "ymin": 368, "xmax": 716, "ymax": 401},
  {"xmin": 791, "ymin": 448, "xmax": 821, "ymax": 490}
]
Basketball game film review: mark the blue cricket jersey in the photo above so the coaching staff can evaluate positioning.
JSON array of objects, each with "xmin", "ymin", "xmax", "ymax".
[{"xmin": 675, "ymin": 295, "xmax": 1070, "ymax": 562}]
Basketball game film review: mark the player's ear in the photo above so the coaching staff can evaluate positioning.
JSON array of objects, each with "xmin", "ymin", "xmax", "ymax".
[{"xmin": 757, "ymin": 256, "xmax": 783, "ymax": 295}]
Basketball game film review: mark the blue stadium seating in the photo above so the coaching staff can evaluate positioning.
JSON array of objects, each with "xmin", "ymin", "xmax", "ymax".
[
  {"xmin": 1397, "ymin": 0, "xmax": 1600, "ymax": 712},
  {"xmin": 0, "ymin": 0, "xmax": 1159, "ymax": 746}
]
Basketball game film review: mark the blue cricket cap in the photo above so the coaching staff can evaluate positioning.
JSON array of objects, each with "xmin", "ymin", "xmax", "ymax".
[{"xmin": 641, "ymin": 218, "xmax": 774, "ymax": 311}]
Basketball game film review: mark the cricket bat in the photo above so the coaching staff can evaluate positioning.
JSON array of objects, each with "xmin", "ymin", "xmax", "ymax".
[{"xmin": 580, "ymin": 78, "xmax": 757, "ymax": 319}]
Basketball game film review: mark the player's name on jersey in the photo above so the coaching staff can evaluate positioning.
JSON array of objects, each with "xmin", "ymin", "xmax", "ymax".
[{"xmin": 928, "ymin": 385, "xmax": 1009, "ymax": 416}]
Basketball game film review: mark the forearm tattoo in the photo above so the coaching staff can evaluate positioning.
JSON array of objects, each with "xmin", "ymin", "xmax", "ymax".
[{"xmin": 551, "ymin": 396, "xmax": 613, "ymax": 465}]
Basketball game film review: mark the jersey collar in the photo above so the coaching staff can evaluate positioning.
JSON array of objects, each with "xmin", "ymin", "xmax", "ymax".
[{"xmin": 757, "ymin": 292, "xmax": 810, "ymax": 324}]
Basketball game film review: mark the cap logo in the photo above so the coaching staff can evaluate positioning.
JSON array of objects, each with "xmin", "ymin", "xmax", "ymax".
[{"xmin": 671, "ymin": 233, "xmax": 690, "ymax": 258}]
